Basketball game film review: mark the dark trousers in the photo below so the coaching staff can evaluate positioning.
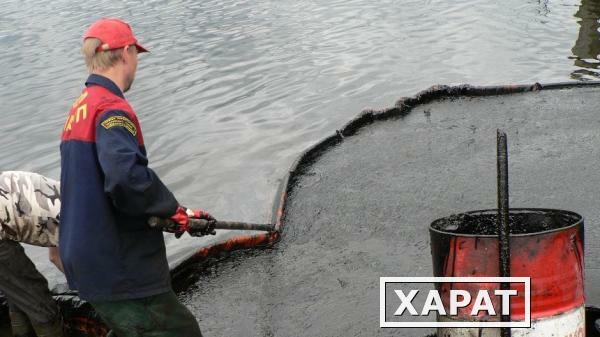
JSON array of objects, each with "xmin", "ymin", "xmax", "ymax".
[
  {"xmin": 0, "ymin": 240, "xmax": 62, "ymax": 336},
  {"xmin": 90, "ymin": 291, "xmax": 203, "ymax": 337}
]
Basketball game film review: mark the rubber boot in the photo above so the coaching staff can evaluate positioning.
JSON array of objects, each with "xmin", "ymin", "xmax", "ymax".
[
  {"xmin": 8, "ymin": 310, "xmax": 35, "ymax": 337},
  {"xmin": 31, "ymin": 319, "xmax": 64, "ymax": 337}
]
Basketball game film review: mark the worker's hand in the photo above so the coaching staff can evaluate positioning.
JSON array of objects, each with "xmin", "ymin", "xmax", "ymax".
[
  {"xmin": 48, "ymin": 246, "xmax": 65, "ymax": 274},
  {"xmin": 189, "ymin": 219, "xmax": 217, "ymax": 237},
  {"xmin": 188, "ymin": 209, "xmax": 217, "ymax": 236},
  {"xmin": 169, "ymin": 206, "xmax": 194, "ymax": 238},
  {"xmin": 169, "ymin": 206, "xmax": 216, "ymax": 238},
  {"xmin": 188, "ymin": 208, "xmax": 216, "ymax": 222}
]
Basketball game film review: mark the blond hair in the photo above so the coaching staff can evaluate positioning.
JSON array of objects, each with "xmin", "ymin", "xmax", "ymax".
[{"xmin": 82, "ymin": 38, "xmax": 126, "ymax": 72}]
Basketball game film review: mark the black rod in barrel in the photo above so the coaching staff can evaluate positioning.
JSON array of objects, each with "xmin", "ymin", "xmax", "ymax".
[{"xmin": 497, "ymin": 130, "xmax": 511, "ymax": 337}]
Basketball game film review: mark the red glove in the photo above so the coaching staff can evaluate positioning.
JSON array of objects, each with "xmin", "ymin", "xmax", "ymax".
[
  {"xmin": 170, "ymin": 206, "xmax": 215, "ymax": 238},
  {"xmin": 188, "ymin": 208, "xmax": 217, "ymax": 236},
  {"xmin": 188, "ymin": 208, "xmax": 216, "ymax": 222}
]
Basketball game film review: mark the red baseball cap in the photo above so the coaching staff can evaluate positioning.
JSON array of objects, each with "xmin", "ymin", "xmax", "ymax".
[{"xmin": 83, "ymin": 18, "xmax": 148, "ymax": 53}]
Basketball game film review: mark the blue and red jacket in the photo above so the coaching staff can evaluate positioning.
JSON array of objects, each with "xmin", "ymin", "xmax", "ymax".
[{"xmin": 59, "ymin": 74, "xmax": 178, "ymax": 301}]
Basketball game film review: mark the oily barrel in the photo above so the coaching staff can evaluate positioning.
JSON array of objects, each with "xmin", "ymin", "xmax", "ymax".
[{"xmin": 430, "ymin": 208, "xmax": 585, "ymax": 337}]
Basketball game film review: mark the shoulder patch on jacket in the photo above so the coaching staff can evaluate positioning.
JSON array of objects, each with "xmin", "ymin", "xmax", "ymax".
[{"xmin": 101, "ymin": 116, "xmax": 138, "ymax": 136}]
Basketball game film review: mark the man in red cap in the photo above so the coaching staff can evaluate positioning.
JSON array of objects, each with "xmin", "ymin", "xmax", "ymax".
[{"xmin": 59, "ymin": 18, "xmax": 214, "ymax": 336}]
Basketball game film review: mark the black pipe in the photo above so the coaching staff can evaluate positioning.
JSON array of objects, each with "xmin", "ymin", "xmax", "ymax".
[
  {"xmin": 148, "ymin": 216, "xmax": 276, "ymax": 232},
  {"xmin": 497, "ymin": 130, "xmax": 511, "ymax": 337}
]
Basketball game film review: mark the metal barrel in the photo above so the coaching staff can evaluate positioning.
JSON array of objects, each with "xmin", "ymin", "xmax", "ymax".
[
  {"xmin": 148, "ymin": 217, "xmax": 275, "ymax": 232},
  {"xmin": 429, "ymin": 208, "xmax": 585, "ymax": 337}
]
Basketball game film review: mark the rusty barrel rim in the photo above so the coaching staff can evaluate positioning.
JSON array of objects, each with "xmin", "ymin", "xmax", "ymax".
[{"xmin": 429, "ymin": 208, "xmax": 583, "ymax": 238}]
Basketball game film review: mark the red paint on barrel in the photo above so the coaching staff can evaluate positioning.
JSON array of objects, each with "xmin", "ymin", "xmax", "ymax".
[{"xmin": 430, "ymin": 209, "xmax": 584, "ymax": 321}]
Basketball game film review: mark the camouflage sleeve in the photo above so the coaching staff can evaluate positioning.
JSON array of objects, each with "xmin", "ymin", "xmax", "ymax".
[{"xmin": 0, "ymin": 171, "xmax": 60, "ymax": 247}]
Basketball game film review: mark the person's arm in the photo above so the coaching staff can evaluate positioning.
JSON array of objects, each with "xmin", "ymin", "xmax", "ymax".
[
  {"xmin": 95, "ymin": 110, "xmax": 178, "ymax": 219},
  {"xmin": 48, "ymin": 247, "xmax": 64, "ymax": 273}
]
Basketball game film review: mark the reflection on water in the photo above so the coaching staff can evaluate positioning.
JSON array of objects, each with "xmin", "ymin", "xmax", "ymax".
[{"xmin": 571, "ymin": 0, "xmax": 600, "ymax": 80}]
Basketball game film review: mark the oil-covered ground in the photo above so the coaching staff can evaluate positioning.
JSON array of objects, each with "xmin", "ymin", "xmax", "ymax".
[{"xmin": 177, "ymin": 86, "xmax": 600, "ymax": 337}]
